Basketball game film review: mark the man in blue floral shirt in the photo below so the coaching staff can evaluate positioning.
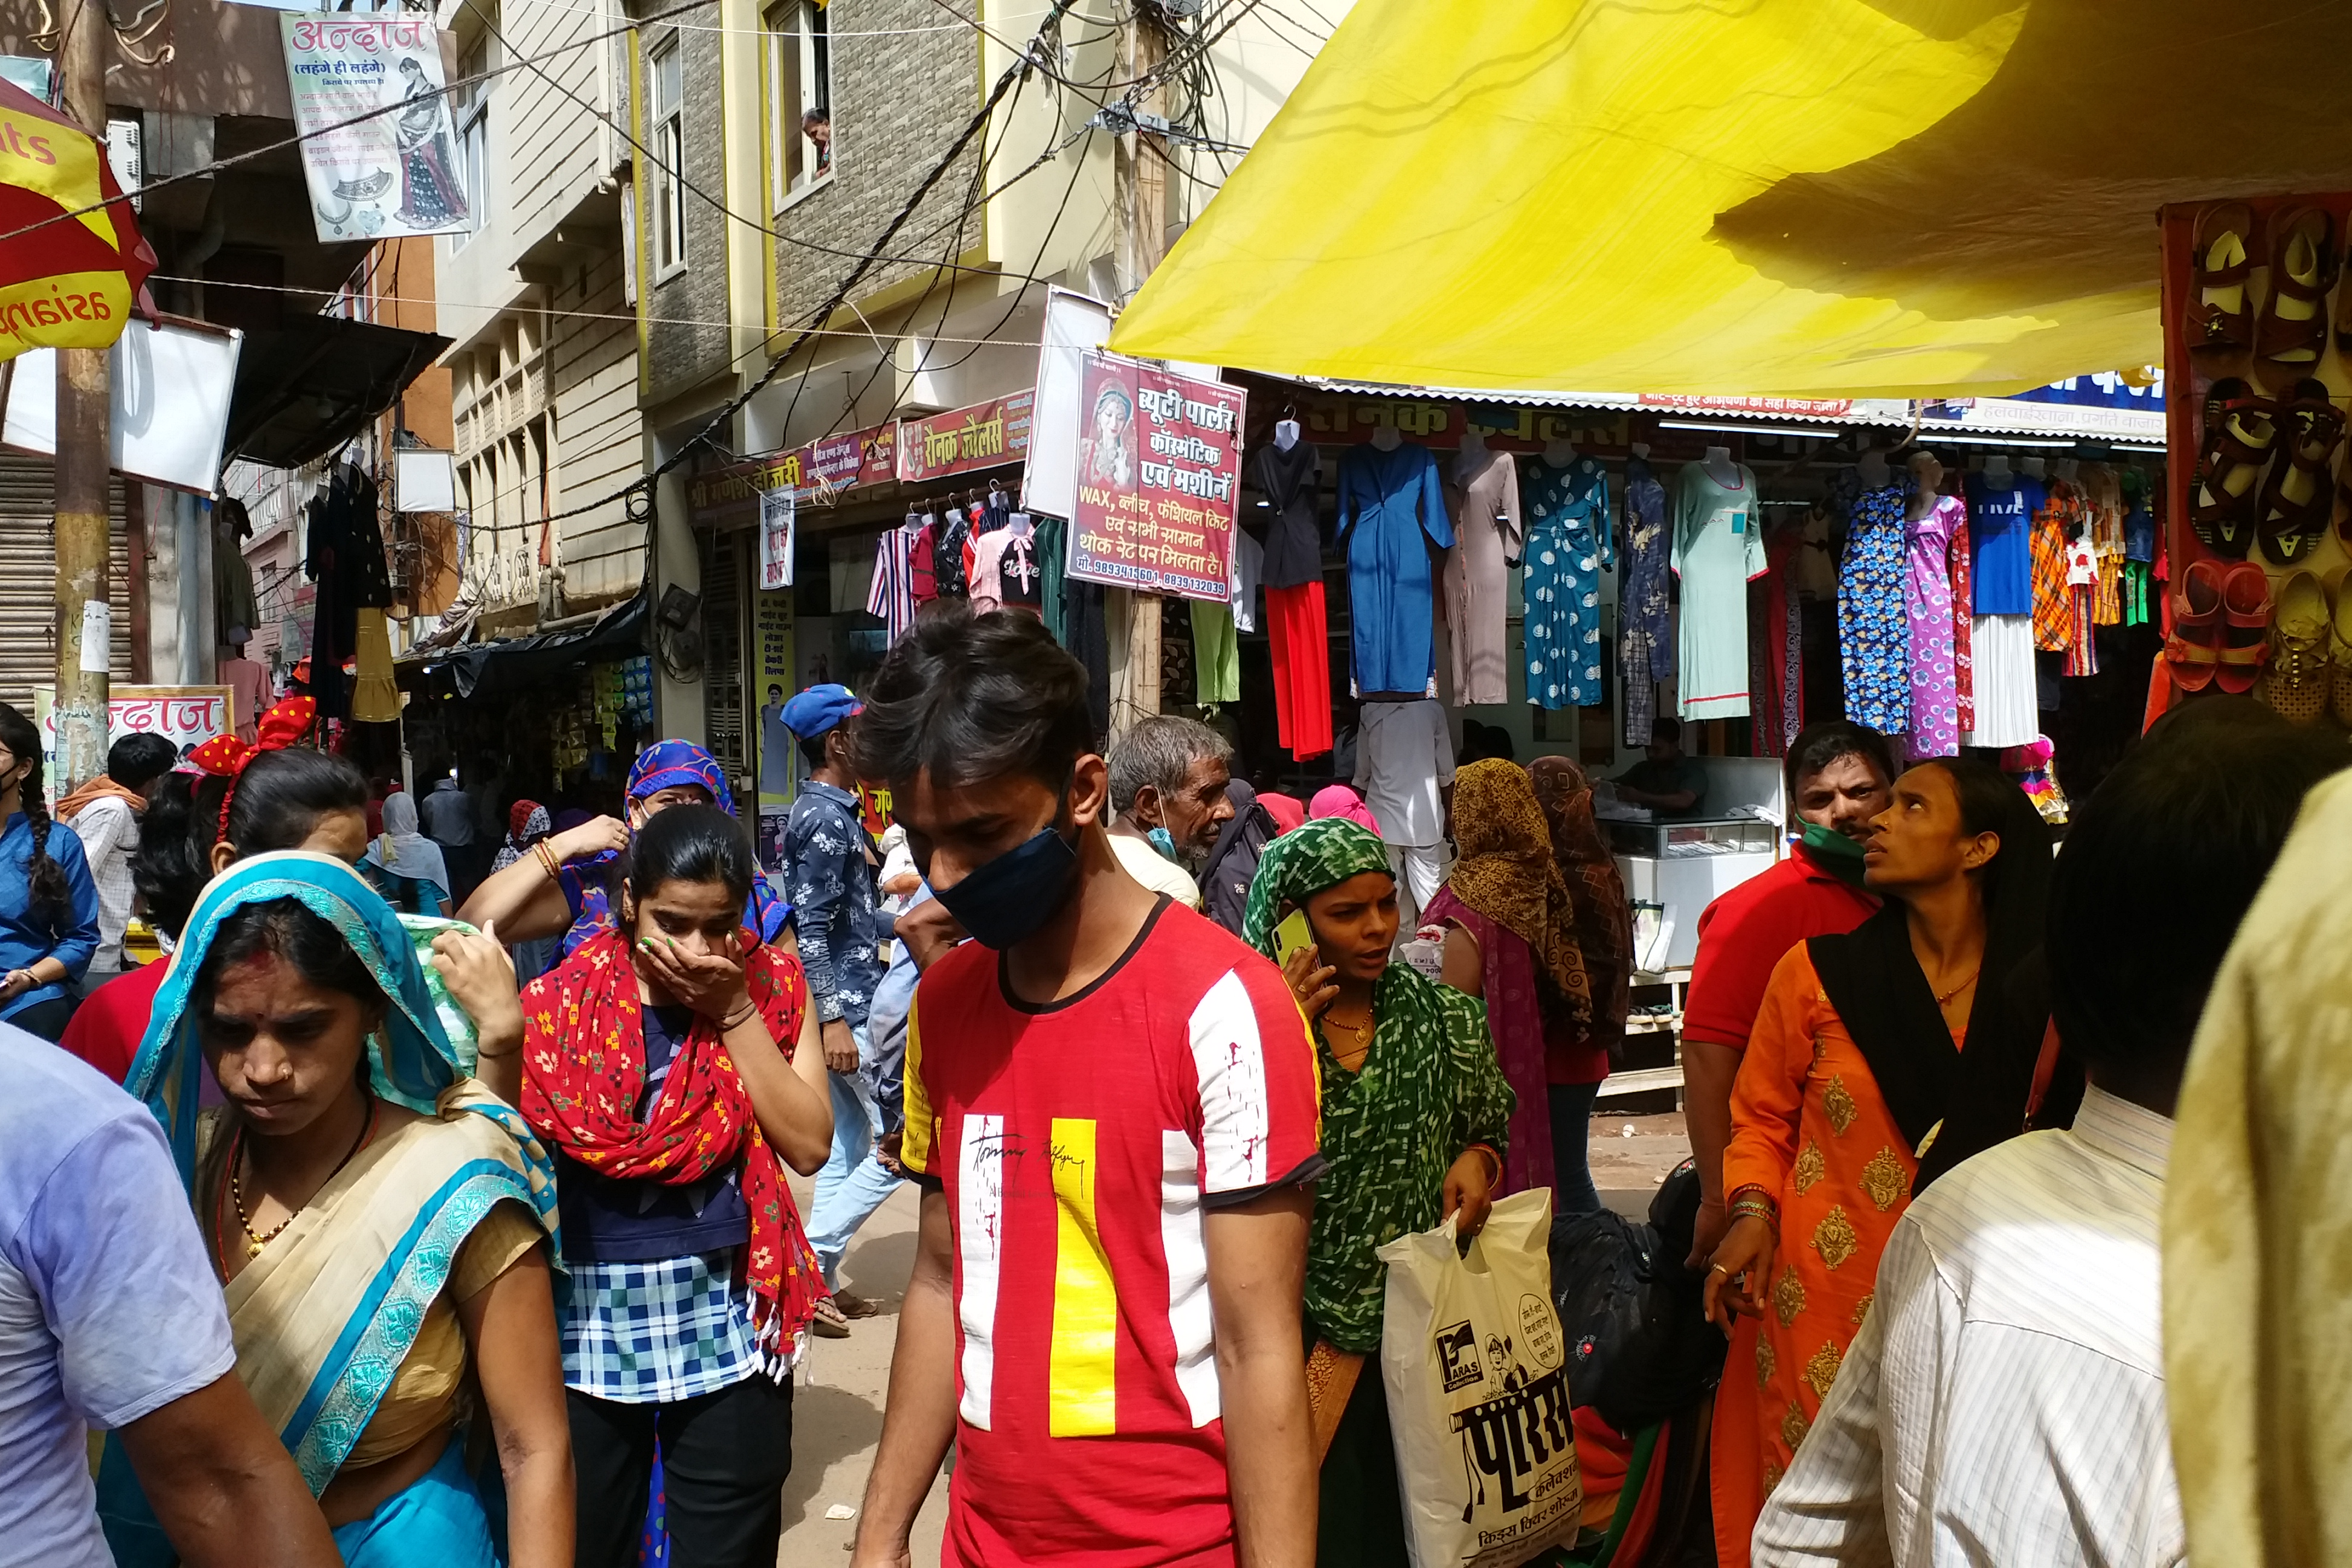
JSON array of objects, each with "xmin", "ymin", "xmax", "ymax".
[{"xmin": 781, "ymin": 682, "xmax": 892, "ymax": 1333}]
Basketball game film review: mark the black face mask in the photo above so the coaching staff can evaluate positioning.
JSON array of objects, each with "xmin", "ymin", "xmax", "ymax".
[{"xmin": 929, "ymin": 786, "xmax": 1081, "ymax": 950}]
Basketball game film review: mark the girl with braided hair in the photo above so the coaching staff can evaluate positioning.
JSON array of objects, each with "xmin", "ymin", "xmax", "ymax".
[{"xmin": 0, "ymin": 702, "xmax": 99, "ymax": 1039}]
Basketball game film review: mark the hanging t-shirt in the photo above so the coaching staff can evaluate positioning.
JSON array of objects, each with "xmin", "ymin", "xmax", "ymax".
[
  {"xmin": 1351, "ymin": 697, "xmax": 1454, "ymax": 848},
  {"xmin": 900, "ymin": 899, "xmax": 1323, "ymax": 1568},
  {"xmin": 869, "ymin": 526, "xmax": 919, "ymax": 643},
  {"xmin": 1670, "ymin": 462, "xmax": 1768, "ymax": 720},
  {"xmin": 969, "ymin": 527, "xmax": 1044, "ymax": 616},
  {"xmin": 1963, "ymin": 473, "xmax": 2045, "ymax": 617}
]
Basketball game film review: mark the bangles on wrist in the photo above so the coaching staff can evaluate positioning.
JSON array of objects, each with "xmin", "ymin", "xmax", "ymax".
[
  {"xmin": 533, "ymin": 841, "xmax": 563, "ymax": 883},
  {"xmin": 1727, "ymin": 1185, "xmax": 1780, "ymax": 1231},
  {"xmin": 718, "ymin": 1001, "xmax": 759, "ymax": 1031},
  {"xmin": 1464, "ymin": 1142, "xmax": 1503, "ymax": 1186}
]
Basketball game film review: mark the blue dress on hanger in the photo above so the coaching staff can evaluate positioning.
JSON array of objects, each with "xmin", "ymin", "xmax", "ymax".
[
  {"xmin": 1336, "ymin": 442, "xmax": 1454, "ymax": 694},
  {"xmin": 1522, "ymin": 456, "xmax": 1613, "ymax": 709}
]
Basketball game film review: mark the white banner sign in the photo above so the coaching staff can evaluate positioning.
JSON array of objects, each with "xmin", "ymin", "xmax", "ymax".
[
  {"xmin": 758, "ymin": 487, "xmax": 795, "ymax": 591},
  {"xmin": 281, "ymin": 15, "xmax": 469, "ymax": 243},
  {"xmin": 32, "ymin": 685, "xmax": 232, "ymax": 766}
]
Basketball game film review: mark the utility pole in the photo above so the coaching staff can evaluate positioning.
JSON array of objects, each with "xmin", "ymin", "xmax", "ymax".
[
  {"xmin": 51, "ymin": 0, "xmax": 111, "ymax": 792},
  {"xmin": 1111, "ymin": 4, "xmax": 1167, "ymax": 736}
]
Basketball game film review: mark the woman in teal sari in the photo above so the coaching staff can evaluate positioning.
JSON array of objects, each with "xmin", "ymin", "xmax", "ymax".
[{"xmin": 119, "ymin": 851, "xmax": 573, "ymax": 1567}]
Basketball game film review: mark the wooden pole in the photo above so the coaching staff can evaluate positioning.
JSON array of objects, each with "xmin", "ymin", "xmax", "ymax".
[
  {"xmin": 1114, "ymin": 7, "xmax": 1168, "ymax": 728},
  {"xmin": 51, "ymin": 2, "xmax": 111, "ymax": 791}
]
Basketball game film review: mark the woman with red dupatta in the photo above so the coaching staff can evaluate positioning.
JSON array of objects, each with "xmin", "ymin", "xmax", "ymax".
[
  {"xmin": 482, "ymin": 802, "xmax": 833, "ymax": 1568},
  {"xmin": 1700, "ymin": 758, "xmax": 2050, "ymax": 1568}
]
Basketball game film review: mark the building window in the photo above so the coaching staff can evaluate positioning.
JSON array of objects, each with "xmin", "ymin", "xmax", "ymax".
[
  {"xmin": 648, "ymin": 34, "xmax": 687, "ymax": 276},
  {"xmin": 767, "ymin": 0, "xmax": 831, "ymax": 207},
  {"xmin": 449, "ymin": 34, "xmax": 492, "ymax": 252}
]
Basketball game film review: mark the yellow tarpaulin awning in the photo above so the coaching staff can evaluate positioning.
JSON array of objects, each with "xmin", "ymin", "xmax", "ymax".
[{"xmin": 1110, "ymin": 1, "xmax": 2352, "ymax": 398}]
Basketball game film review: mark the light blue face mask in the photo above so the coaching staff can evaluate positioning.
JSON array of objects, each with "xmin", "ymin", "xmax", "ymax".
[{"xmin": 1146, "ymin": 825, "xmax": 1182, "ymax": 863}]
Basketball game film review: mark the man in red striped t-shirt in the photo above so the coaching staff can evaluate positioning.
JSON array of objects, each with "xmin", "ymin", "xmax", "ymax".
[{"xmin": 851, "ymin": 608, "xmax": 1322, "ymax": 1568}]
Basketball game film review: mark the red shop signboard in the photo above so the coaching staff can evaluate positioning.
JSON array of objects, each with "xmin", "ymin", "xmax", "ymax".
[{"xmin": 1067, "ymin": 351, "xmax": 1246, "ymax": 603}]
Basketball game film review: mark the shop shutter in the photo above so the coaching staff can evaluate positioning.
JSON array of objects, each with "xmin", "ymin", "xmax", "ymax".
[
  {"xmin": 0, "ymin": 457, "xmax": 134, "ymax": 712},
  {"xmin": 701, "ymin": 530, "xmax": 747, "ymax": 794}
]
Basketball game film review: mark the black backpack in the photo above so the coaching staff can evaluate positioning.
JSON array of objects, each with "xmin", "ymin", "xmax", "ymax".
[{"xmin": 1549, "ymin": 1160, "xmax": 1727, "ymax": 1432}]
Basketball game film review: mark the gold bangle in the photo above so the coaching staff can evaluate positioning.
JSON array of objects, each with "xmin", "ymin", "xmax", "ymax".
[{"xmin": 534, "ymin": 841, "xmax": 562, "ymax": 883}]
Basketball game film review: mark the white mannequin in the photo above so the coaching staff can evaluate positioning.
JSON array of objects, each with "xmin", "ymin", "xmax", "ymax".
[
  {"xmin": 1273, "ymin": 418, "xmax": 1301, "ymax": 451},
  {"xmin": 1008, "ymin": 511, "xmax": 1034, "ymax": 537},
  {"xmin": 1703, "ymin": 445, "xmax": 1740, "ymax": 488},
  {"xmin": 1981, "ymin": 452, "xmax": 2013, "ymax": 485},
  {"xmin": 1542, "ymin": 437, "xmax": 1579, "ymax": 466},
  {"xmin": 1906, "ymin": 451, "xmax": 1944, "ymax": 521},
  {"xmin": 2054, "ymin": 457, "xmax": 2080, "ymax": 482},
  {"xmin": 1629, "ymin": 440, "xmax": 1651, "ymax": 460},
  {"xmin": 1855, "ymin": 449, "xmax": 1891, "ymax": 489},
  {"xmin": 2019, "ymin": 454, "xmax": 2047, "ymax": 480}
]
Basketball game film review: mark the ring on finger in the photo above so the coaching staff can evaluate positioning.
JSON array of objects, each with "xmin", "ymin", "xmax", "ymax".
[{"xmin": 1708, "ymin": 1263, "xmax": 1729, "ymax": 1275}]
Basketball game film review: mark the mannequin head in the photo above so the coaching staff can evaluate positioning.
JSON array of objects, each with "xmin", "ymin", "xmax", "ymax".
[
  {"xmin": 1856, "ymin": 448, "xmax": 1892, "ymax": 486},
  {"xmin": 1459, "ymin": 430, "xmax": 1486, "ymax": 457},
  {"xmin": 1368, "ymin": 425, "xmax": 1403, "ymax": 452},
  {"xmin": 1909, "ymin": 449, "xmax": 1944, "ymax": 494},
  {"xmin": 2019, "ymin": 454, "xmax": 2047, "ymax": 479},
  {"xmin": 1542, "ymin": 437, "xmax": 1579, "ymax": 466},
  {"xmin": 1981, "ymin": 451, "xmax": 2013, "ymax": 482}
]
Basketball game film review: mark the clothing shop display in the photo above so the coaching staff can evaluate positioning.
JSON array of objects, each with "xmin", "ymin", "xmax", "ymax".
[
  {"xmin": 1618, "ymin": 456, "xmax": 1674, "ymax": 743},
  {"xmin": 1229, "ymin": 527, "xmax": 1263, "ymax": 634},
  {"xmin": 967, "ymin": 521, "xmax": 1044, "ymax": 616},
  {"xmin": 1336, "ymin": 441, "xmax": 1454, "ymax": 696},
  {"xmin": 1749, "ymin": 525, "xmax": 1802, "ymax": 757},
  {"xmin": 220, "ymin": 655, "xmax": 269, "ymax": 742},
  {"xmin": 1266, "ymin": 581, "xmax": 1334, "ymax": 760},
  {"xmin": 351, "ymin": 609, "xmax": 400, "ymax": 724},
  {"xmin": 2085, "ymin": 465, "xmax": 2126, "ymax": 626},
  {"xmin": 1904, "ymin": 494, "xmax": 1965, "ymax": 758},
  {"xmin": 214, "ymin": 500, "xmax": 258, "ymax": 642},
  {"xmin": 1671, "ymin": 461, "xmax": 1767, "ymax": 719},
  {"xmin": 2030, "ymin": 482, "xmax": 2080, "ymax": 655},
  {"xmin": 1949, "ymin": 501, "xmax": 1976, "ymax": 736},
  {"xmin": 1035, "ymin": 514, "xmax": 1069, "ymax": 643},
  {"xmin": 907, "ymin": 512, "xmax": 941, "ymax": 606},
  {"xmin": 1252, "ymin": 440, "xmax": 1323, "ymax": 590},
  {"xmin": 1521, "ymin": 455, "xmax": 1613, "ymax": 710},
  {"xmin": 1191, "ymin": 597, "xmax": 1238, "ymax": 706},
  {"xmin": 1963, "ymin": 471, "xmax": 2043, "ymax": 617},
  {"xmin": 1063, "ymin": 575, "xmax": 1110, "ymax": 739},
  {"xmin": 1837, "ymin": 483, "xmax": 1909, "ymax": 737},
  {"xmin": 304, "ymin": 462, "xmax": 392, "ymax": 721},
  {"xmin": 867, "ymin": 524, "xmax": 918, "ymax": 642},
  {"xmin": 1351, "ymin": 698, "xmax": 1453, "ymax": 850},
  {"xmin": 1441, "ymin": 445, "xmax": 1524, "ymax": 705}
]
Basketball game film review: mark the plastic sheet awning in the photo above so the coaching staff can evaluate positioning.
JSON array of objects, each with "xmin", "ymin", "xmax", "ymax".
[{"xmin": 1109, "ymin": 1, "xmax": 2352, "ymax": 399}]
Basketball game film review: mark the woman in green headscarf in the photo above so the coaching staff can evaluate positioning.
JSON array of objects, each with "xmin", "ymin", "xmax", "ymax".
[{"xmin": 1243, "ymin": 817, "xmax": 1515, "ymax": 1568}]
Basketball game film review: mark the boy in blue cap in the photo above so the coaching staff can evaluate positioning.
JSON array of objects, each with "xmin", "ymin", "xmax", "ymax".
[{"xmin": 780, "ymin": 682, "xmax": 893, "ymax": 1334}]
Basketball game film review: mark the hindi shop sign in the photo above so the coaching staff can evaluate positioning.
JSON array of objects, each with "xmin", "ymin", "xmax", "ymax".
[
  {"xmin": 31, "ymin": 684, "xmax": 230, "ymax": 766},
  {"xmin": 895, "ymin": 390, "xmax": 1033, "ymax": 483},
  {"xmin": 1066, "ymin": 353, "xmax": 1245, "ymax": 603},
  {"xmin": 281, "ymin": 16, "xmax": 469, "ymax": 243}
]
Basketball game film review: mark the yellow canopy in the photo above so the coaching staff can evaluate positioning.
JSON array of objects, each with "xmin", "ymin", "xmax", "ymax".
[{"xmin": 1111, "ymin": 1, "xmax": 2352, "ymax": 398}]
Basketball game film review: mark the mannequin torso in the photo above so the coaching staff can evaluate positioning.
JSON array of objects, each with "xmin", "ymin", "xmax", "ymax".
[
  {"xmin": 1703, "ymin": 445, "xmax": 1741, "ymax": 488},
  {"xmin": 1369, "ymin": 425, "xmax": 1402, "ymax": 452},
  {"xmin": 1543, "ymin": 438, "xmax": 1579, "ymax": 466}
]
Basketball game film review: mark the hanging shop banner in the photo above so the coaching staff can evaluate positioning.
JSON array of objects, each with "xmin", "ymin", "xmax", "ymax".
[
  {"xmin": 895, "ymin": 390, "xmax": 1033, "ymax": 484},
  {"xmin": 757, "ymin": 487, "xmax": 794, "ymax": 591},
  {"xmin": 1067, "ymin": 351, "xmax": 1245, "ymax": 603},
  {"xmin": 280, "ymin": 15, "xmax": 468, "ymax": 243},
  {"xmin": 686, "ymin": 421, "xmax": 895, "ymax": 528},
  {"xmin": 753, "ymin": 589, "xmax": 795, "ymax": 829},
  {"xmin": 30, "ymin": 684, "xmax": 229, "ymax": 766}
]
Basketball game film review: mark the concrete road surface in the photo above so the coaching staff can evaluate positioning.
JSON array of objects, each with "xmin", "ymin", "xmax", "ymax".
[{"xmin": 773, "ymin": 1110, "xmax": 1692, "ymax": 1563}]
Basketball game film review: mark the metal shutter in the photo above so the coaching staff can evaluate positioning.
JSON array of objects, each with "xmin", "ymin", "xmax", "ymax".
[
  {"xmin": 701, "ymin": 529, "xmax": 746, "ymax": 796},
  {"xmin": 0, "ymin": 457, "xmax": 133, "ymax": 712}
]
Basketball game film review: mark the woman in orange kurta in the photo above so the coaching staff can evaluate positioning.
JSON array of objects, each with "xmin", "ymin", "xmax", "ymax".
[{"xmin": 1700, "ymin": 757, "xmax": 2051, "ymax": 1567}]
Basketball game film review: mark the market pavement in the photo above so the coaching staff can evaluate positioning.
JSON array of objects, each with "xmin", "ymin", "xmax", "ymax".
[{"xmin": 774, "ymin": 1111, "xmax": 1694, "ymax": 1564}]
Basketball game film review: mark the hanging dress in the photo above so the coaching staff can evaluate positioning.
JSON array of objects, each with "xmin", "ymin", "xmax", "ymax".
[
  {"xmin": 1522, "ymin": 456, "xmax": 1613, "ymax": 710},
  {"xmin": 1904, "ymin": 494, "xmax": 1964, "ymax": 758},
  {"xmin": 1836, "ymin": 483, "xmax": 1909, "ymax": 737},
  {"xmin": 1252, "ymin": 442, "xmax": 1333, "ymax": 759},
  {"xmin": 1336, "ymin": 442, "xmax": 1454, "ymax": 696},
  {"xmin": 1442, "ymin": 446, "xmax": 1524, "ymax": 705},
  {"xmin": 1618, "ymin": 458, "xmax": 1674, "ymax": 744},
  {"xmin": 1671, "ymin": 462, "xmax": 1767, "ymax": 720}
]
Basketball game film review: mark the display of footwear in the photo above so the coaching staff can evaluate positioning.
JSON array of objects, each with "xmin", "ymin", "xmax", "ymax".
[
  {"xmin": 2258, "ymin": 377, "xmax": 2347, "ymax": 564},
  {"xmin": 2261, "ymin": 568, "xmax": 2329, "ymax": 725},
  {"xmin": 2188, "ymin": 202, "xmax": 2255, "ymax": 354},
  {"xmin": 2215, "ymin": 561, "xmax": 2276, "ymax": 696},
  {"xmin": 2330, "ymin": 568, "xmax": 2352, "ymax": 727},
  {"xmin": 2254, "ymin": 206, "xmax": 2339, "ymax": 385},
  {"xmin": 2163, "ymin": 558, "xmax": 2226, "ymax": 692},
  {"xmin": 2189, "ymin": 377, "xmax": 2277, "ymax": 559}
]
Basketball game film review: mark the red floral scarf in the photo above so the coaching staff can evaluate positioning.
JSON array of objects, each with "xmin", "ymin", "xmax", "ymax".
[{"xmin": 520, "ymin": 928, "xmax": 823, "ymax": 1354}]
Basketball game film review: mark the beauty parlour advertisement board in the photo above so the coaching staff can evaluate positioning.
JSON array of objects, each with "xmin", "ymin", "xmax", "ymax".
[{"xmin": 1065, "ymin": 350, "xmax": 1246, "ymax": 603}]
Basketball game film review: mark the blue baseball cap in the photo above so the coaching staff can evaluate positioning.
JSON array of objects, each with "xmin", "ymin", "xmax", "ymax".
[{"xmin": 782, "ymin": 682, "xmax": 863, "ymax": 739}]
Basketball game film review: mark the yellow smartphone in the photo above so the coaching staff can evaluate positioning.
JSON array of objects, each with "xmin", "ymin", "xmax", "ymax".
[{"xmin": 1275, "ymin": 909, "xmax": 1314, "ymax": 968}]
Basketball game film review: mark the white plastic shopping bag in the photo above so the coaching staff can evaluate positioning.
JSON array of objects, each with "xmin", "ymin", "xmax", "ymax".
[{"xmin": 1377, "ymin": 1187, "xmax": 1580, "ymax": 1568}]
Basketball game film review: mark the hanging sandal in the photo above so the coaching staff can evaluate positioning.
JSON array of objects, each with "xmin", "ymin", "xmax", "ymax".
[
  {"xmin": 2261, "ymin": 568, "xmax": 2330, "ymax": 724},
  {"xmin": 2215, "ymin": 561, "xmax": 2276, "ymax": 696},
  {"xmin": 2189, "ymin": 377, "xmax": 2277, "ymax": 558},
  {"xmin": 2187, "ymin": 201, "xmax": 2255, "ymax": 354},
  {"xmin": 2256, "ymin": 377, "xmax": 2347, "ymax": 564},
  {"xmin": 2163, "ymin": 557, "xmax": 2226, "ymax": 692},
  {"xmin": 2254, "ymin": 206, "xmax": 2340, "ymax": 384}
]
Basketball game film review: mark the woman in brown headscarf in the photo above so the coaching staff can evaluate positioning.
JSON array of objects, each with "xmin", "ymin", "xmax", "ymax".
[{"xmin": 1425, "ymin": 758, "xmax": 1598, "ymax": 1209}]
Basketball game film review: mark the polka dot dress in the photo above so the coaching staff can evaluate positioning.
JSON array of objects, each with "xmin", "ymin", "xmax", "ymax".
[{"xmin": 1523, "ymin": 457, "xmax": 1614, "ymax": 709}]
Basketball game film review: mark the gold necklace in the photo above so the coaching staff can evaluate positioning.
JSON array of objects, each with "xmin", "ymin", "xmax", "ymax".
[
  {"xmin": 1933, "ymin": 969, "xmax": 1980, "ymax": 1007},
  {"xmin": 230, "ymin": 1096, "xmax": 378, "ymax": 1260}
]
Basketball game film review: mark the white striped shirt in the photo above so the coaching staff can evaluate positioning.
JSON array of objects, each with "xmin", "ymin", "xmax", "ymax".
[{"xmin": 1753, "ymin": 1086, "xmax": 2186, "ymax": 1568}]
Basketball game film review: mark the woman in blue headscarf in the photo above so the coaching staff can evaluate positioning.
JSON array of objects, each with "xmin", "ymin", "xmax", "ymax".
[
  {"xmin": 108, "ymin": 852, "xmax": 573, "ymax": 1568},
  {"xmin": 457, "ymin": 740, "xmax": 793, "ymax": 957}
]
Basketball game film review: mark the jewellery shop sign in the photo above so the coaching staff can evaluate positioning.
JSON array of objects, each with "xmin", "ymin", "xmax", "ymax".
[{"xmin": 1067, "ymin": 350, "xmax": 1245, "ymax": 603}]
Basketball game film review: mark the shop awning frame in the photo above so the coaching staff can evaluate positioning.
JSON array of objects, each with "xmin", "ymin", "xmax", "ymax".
[{"xmin": 399, "ymin": 589, "xmax": 646, "ymax": 701}]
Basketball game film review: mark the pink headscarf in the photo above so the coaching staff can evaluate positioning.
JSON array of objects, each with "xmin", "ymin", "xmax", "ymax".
[
  {"xmin": 1258, "ymin": 791, "xmax": 1307, "ymax": 834},
  {"xmin": 1309, "ymin": 783, "xmax": 1382, "ymax": 836}
]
